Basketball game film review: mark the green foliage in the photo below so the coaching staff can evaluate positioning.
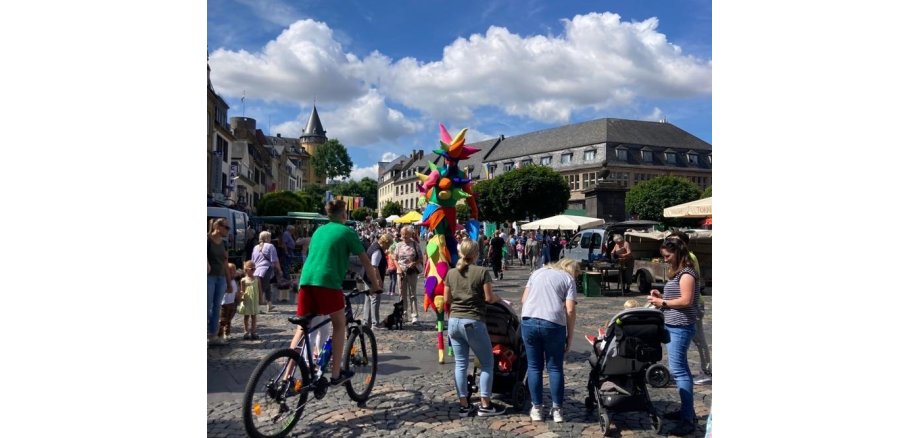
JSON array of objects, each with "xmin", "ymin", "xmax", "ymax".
[
  {"xmin": 626, "ymin": 176, "xmax": 702, "ymax": 225},
  {"xmin": 256, "ymin": 191, "xmax": 308, "ymax": 216},
  {"xmin": 701, "ymin": 186, "xmax": 712, "ymax": 198},
  {"xmin": 331, "ymin": 177, "xmax": 378, "ymax": 209},
  {"xmin": 474, "ymin": 166, "xmax": 570, "ymax": 222},
  {"xmin": 382, "ymin": 200, "xmax": 402, "ymax": 217},
  {"xmin": 297, "ymin": 184, "xmax": 326, "ymax": 213},
  {"xmin": 312, "ymin": 139, "xmax": 354, "ymax": 181},
  {"xmin": 456, "ymin": 202, "xmax": 471, "ymax": 223},
  {"xmin": 350, "ymin": 207, "xmax": 373, "ymax": 221}
]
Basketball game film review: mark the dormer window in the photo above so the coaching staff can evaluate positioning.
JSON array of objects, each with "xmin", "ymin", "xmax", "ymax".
[
  {"xmin": 561, "ymin": 153, "xmax": 573, "ymax": 164},
  {"xmin": 614, "ymin": 147, "xmax": 627, "ymax": 161},
  {"xmin": 707, "ymin": 154, "xmax": 712, "ymax": 165},
  {"xmin": 540, "ymin": 156, "xmax": 552, "ymax": 166},
  {"xmin": 687, "ymin": 151, "xmax": 699, "ymax": 165},
  {"xmin": 665, "ymin": 150, "xmax": 677, "ymax": 165},
  {"xmin": 584, "ymin": 150, "xmax": 597, "ymax": 161},
  {"xmin": 641, "ymin": 149, "xmax": 654, "ymax": 163},
  {"xmin": 521, "ymin": 159, "xmax": 532, "ymax": 166},
  {"xmin": 503, "ymin": 162, "xmax": 514, "ymax": 171}
]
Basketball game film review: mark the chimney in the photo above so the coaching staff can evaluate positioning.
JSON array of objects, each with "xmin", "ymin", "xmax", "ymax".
[{"xmin": 277, "ymin": 133, "xmax": 282, "ymax": 137}]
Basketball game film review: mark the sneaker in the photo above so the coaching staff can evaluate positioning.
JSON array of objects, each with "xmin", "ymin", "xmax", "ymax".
[
  {"xmin": 663, "ymin": 410, "xmax": 697, "ymax": 421},
  {"xmin": 250, "ymin": 333, "xmax": 261, "ymax": 341},
  {"xmin": 693, "ymin": 373, "xmax": 712, "ymax": 385},
  {"xmin": 242, "ymin": 332, "xmax": 251, "ymax": 340},
  {"xmin": 529, "ymin": 406, "xmax": 543, "ymax": 422},
  {"xmin": 459, "ymin": 404, "xmax": 476, "ymax": 417},
  {"xmin": 671, "ymin": 419, "xmax": 697, "ymax": 436},
  {"xmin": 411, "ymin": 317, "xmax": 419, "ymax": 325},
  {"xmin": 550, "ymin": 406, "xmax": 563, "ymax": 423},
  {"xmin": 329, "ymin": 369, "xmax": 354, "ymax": 386},
  {"xmin": 477, "ymin": 403, "xmax": 506, "ymax": 417}
]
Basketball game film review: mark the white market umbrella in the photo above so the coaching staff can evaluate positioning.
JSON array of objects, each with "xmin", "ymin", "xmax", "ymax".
[
  {"xmin": 385, "ymin": 214, "xmax": 401, "ymax": 223},
  {"xmin": 520, "ymin": 214, "xmax": 604, "ymax": 231},
  {"xmin": 663, "ymin": 197, "xmax": 712, "ymax": 218}
]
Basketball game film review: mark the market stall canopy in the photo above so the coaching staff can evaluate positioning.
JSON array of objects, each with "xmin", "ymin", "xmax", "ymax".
[
  {"xmin": 520, "ymin": 214, "xmax": 604, "ymax": 231},
  {"xmin": 385, "ymin": 214, "xmax": 401, "ymax": 223},
  {"xmin": 663, "ymin": 197, "xmax": 712, "ymax": 218},
  {"xmin": 394, "ymin": 210, "xmax": 422, "ymax": 224}
]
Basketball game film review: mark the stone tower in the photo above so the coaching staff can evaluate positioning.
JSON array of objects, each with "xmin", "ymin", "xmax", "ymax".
[{"xmin": 299, "ymin": 104, "xmax": 327, "ymax": 156}]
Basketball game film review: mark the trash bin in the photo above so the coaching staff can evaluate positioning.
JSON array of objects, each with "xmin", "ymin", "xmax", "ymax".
[{"xmin": 582, "ymin": 272, "xmax": 602, "ymax": 297}]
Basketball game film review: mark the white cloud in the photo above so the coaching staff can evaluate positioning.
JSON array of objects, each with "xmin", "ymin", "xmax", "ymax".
[
  {"xmin": 643, "ymin": 107, "xmax": 665, "ymax": 122},
  {"xmin": 208, "ymin": 19, "xmax": 365, "ymax": 104},
  {"xmin": 381, "ymin": 152, "xmax": 399, "ymax": 162},
  {"xmin": 364, "ymin": 12, "xmax": 711, "ymax": 123},
  {"xmin": 210, "ymin": 12, "xmax": 711, "ymax": 132},
  {"xmin": 322, "ymin": 89, "xmax": 422, "ymax": 146},
  {"xmin": 348, "ymin": 163, "xmax": 379, "ymax": 181}
]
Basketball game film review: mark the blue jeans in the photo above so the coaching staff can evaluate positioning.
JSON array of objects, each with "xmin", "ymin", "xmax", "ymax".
[
  {"xmin": 207, "ymin": 275, "xmax": 227, "ymax": 336},
  {"xmin": 665, "ymin": 323, "xmax": 697, "ymax": 420},
  {"xmin": 448, "ymin": 318, "xmax": 494, "ymax": 398},
  {"xmin": 521, "ymin": 317, "xmax": 567, "ymax": 407}
]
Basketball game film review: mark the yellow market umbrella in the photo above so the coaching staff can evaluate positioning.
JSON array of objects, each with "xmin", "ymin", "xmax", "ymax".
[{"xmin": 394, "ymin": 210, "xmax": 422, "ymax": 224}]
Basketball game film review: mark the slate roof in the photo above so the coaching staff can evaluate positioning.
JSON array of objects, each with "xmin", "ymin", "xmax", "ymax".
[{"xmin": 483, "ymin": 118, "xmax": 711, "ymax": 162}]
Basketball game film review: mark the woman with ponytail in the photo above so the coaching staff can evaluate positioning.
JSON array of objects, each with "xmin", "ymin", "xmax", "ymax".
[{"xmin": 444, "ymin": 239, "xmax": 508, "ymax": 417}]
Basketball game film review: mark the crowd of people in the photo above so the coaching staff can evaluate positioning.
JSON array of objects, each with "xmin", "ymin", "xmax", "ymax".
[{"xmin": 207, "ymin": 212, "xmax": 711, "ymax": 434}]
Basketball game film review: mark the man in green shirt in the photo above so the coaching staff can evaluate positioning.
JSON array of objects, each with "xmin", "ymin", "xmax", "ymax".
[{"xmin": 289, "ymin": 200, "xmax": 382, "ymax": 386}]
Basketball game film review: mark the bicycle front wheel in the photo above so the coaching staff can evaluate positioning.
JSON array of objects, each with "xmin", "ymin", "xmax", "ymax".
[
  {"xmin": 343, "ymin": 325, "xmax": 378, "ymax": 402},
  {"xmin": 242, "ymin": 348, "xmax": 310, "ymax": 438}
]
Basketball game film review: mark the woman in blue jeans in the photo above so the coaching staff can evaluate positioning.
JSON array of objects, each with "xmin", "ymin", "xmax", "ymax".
[
  {"xmin": 520, "ymin": 258, "xmax": 579, "ymax": 423},
  {"xmin": 207, "ymin": 218, "xmax": 233, "ymax": 346},
  {"xmin": 445, "ymin": 240, "xmax": 508, "ymax": 417},
  {"xmin": 647, "ymin": 238, "xmax": 699, "ymax": 436}
]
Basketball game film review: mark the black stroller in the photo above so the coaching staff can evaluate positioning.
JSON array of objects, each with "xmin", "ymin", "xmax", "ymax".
[
  {"xmin": 585, "ymin": 308, "xmax": 672, "ymax": 435},
  {"xmin": 466, "ymin": 301, "xmax": 529, "ymax": 411}
]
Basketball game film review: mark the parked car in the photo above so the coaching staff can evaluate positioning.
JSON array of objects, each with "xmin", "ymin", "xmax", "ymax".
[
  {"xmin": 207, "ymin": 206, "xmax": 250, "ymax": 266},
  {"xmin": 564, "ymin": 220, "xmax": 661, "ymax": 267}
]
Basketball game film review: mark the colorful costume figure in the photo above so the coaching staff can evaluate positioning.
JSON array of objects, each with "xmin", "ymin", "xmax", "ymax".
[{"xmin": 419, "ymin": 124, "xmax": 482, "ymax": 363}]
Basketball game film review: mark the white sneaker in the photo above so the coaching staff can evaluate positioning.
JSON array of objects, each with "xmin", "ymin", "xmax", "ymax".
[
  {"xmin": 530, "ymin": 405, "xmax": 543, "ymax": 422},
  {"xmin": 551, "ymin": 406, "xmax": 563, "ymax": 423},
  {"xmin": 411, "ymin": 316, "xmax": 419, "ymax": 325},
  {"xmin": 693, "ymin": 373, "xmax": 712, "ymax": 385}
]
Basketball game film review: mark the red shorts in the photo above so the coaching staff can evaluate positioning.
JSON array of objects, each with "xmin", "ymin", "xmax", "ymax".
[{"xmin": 296, "ymin": 285, "xmax": 345, "ymax": 316}]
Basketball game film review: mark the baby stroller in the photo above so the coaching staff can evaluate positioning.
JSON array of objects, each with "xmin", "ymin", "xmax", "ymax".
[
  {"xmin": 585, "ymin": 308, "xmax": 672, "ymax": 435},
  {"xmin": 466, "ymin": 301, "xmax": 529, "ymax": 411}
]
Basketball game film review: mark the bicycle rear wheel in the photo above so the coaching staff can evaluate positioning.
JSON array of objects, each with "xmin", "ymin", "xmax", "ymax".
[
  {"xmin": 242, "ymin": 348, "xmax": 310, "ymax": 438},
  {"xmin": 343, "ymin": 325, "xmax": 378, "ymax": 402}
]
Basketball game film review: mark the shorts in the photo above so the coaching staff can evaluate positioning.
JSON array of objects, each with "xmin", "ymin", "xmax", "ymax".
[{"xmin": 296, "ymin": 285, "xmax": 345, "ymax": 316}]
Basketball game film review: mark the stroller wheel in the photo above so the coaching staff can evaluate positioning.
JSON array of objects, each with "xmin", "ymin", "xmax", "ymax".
[
  {"xmin": 597, "ymin": 404, "xmax": 611, "ymax": 435},
  {"xmin": 510, "ymin": 381, "xmax": 528, "ymax": 411},
  {"xmin": 646, "ymin": 364, "xmax": 670, "ymax": 388}
]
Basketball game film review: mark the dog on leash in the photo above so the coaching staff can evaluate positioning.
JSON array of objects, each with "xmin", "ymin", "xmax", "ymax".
[{"xmin": 384, "ymin": 300, "xmax": 404, "ymax": 330}]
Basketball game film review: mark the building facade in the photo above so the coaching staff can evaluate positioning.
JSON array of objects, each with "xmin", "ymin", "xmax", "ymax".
[
  {"xmin": 207, "ymin": 62, "xmax": 235, "ymax": 202},
  {"xmin": 299, "ymin": 105, "xmax": 327, "ymax": 185},
  {"xmin": 479, "ymin": 118, "xmax": 711, "ymax": 210}
]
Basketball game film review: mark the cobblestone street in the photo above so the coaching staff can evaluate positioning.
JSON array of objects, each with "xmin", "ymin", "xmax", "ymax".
[{"xmin": 208, "ymin": 263, "xmax": 712, "ymax": 437}]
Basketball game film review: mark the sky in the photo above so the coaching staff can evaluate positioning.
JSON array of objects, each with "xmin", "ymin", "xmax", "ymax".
[{"xmin": 207, "ymin": 0, "xmax": 712, "ymax": 182}]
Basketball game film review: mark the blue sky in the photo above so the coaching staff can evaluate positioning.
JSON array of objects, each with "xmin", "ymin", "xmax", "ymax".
[{"xmin": 208, "ymin": 0, "xmax": 711, "ymax": 181}]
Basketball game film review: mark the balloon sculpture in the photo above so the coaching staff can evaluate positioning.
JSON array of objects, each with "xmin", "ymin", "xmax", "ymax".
[{"xmin": 418, "ymin": 124, "xmax": 482, "ymax": 364}]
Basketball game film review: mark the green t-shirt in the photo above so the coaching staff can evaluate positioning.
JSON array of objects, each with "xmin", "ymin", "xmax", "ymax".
[
  {"xmin": 299, "ymin": 222, "xmax": 365, "ymax": 289},
  {"xmin": 445, "ymin": 265, "xmax": 492, "ymax": 321}
]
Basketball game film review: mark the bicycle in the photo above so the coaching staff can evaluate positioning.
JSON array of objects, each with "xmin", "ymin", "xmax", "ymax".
[{"xmin": 241, "ymin": 285, "xmax": 379, "ymax": 438}]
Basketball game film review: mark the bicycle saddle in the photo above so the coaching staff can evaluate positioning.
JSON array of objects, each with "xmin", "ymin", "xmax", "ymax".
[{"xmin": 288, "ymin": 314, "xmax": 318, "ymax": 327}]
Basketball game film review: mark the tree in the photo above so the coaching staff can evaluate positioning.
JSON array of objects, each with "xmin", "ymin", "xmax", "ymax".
[
  {"xmin": 256, "ymin": 191, "xmax": 308, "ymax": 216},
  {"xmin": 312, "ymin": 138, "xmax": 353, "ymax": 181},
  {"xmin": 626, "ymin": 176, "xmax": 702, "ymax": 225},
  {"xmin": 297, "ymin": 184, "xmax": 327, "ymax": 213},
  {"xmin": 382, "ymin": 200, "xmax": 402, "ymax": 217},
  {"xmin": 351, "ymin": 207, "xmax": 372, "ymax": 221},
  {"xmin": 701, "ymin": 185, "xmax": 712, "ymax": 198},
  {"xmin": 475, "ymin": 166, "xmax": 569, "ymax": 223},
  {"xmin": 330, "ymin": 177, "xmax": 378, "ymax": 209},
  {"xmin": 473, "ymin": 178, "xmax": 503, "ymax": 222},
  {"xmin": 456, "ymin": 202, "xmax": 471, "ymax": 224},
  {"xmin": 498, "ymin": 165, "xmax": 570, "ymax": 221}
]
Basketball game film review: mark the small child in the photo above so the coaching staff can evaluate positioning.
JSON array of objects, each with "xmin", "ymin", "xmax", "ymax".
[
  {"xmin": 586, "ymin": 299, "xmax": 641, "ymax": 351},
  {"xmin": 218, "ymin": 263, "xmax": 241, "ymax": 341},
  {"xmin": 237, "ymin": 260, "xmax": 262, "ymax": 340}
]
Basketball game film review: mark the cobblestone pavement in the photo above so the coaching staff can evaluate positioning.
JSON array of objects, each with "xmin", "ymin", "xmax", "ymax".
[{"xmin": 208, "ymin": 261, "xmax": 712, "ymax": 437}]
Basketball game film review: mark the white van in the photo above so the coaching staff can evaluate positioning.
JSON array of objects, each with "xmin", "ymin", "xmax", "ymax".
[
  {"xmin": 207, "ymin": 207, "xmax": 250, "ymax": 265},
  {"xmin": 564, "ymin": 220, "xmax": 660, "ymax": 266}
]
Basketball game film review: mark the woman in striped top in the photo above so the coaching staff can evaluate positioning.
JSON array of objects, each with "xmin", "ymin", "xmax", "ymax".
[{"xmin": 646, "ymin": 238, "xmax": 699, "ymax": 435}]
